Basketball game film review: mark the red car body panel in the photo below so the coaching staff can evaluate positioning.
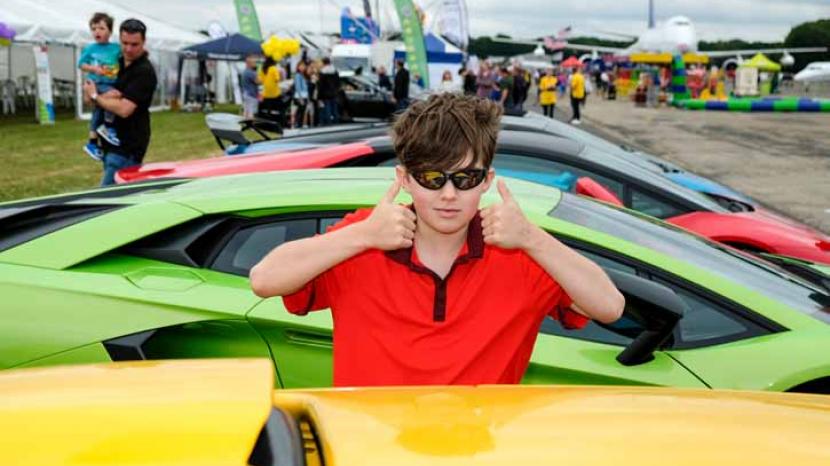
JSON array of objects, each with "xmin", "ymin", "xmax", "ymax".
[
  {"xmin": 667, "ymin": 211, "xmax": 830, "ymax": 265},
  {"xmin": 115, "ymin": 143, "xmax": 375, "ymax": 183}
]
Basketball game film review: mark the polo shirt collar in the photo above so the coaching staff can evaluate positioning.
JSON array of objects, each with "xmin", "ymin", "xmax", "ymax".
[
  {"xmin": 385, "ymin": 208, "xmax": 485, "ymax": 269},
  {"xmin": 121, "ymin": 52, "xmax": 148, "ymax": 69}
]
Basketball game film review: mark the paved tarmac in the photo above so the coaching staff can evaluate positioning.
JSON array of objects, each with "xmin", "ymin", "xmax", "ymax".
[{"xmin": 526, "ymin": 92, "xmax": 830, "ymax": 234}]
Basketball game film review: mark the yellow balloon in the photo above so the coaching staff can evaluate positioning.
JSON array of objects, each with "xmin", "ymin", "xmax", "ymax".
[{"xmin": 261, "ymin": 36, "xmax": 301, "ymax": 61}]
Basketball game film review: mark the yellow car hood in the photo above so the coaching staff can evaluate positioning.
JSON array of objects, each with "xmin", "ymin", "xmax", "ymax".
[
  {"xmin": 0, "ymin": 359, "xmax": 273, "ymax": 466},
  {"xmin": 277, "ymin": 384, "xmax": 830, "ymax": 466},
  {"xmin": 2, "ymin": 359, "xmax": 830, "ymax": 466}
]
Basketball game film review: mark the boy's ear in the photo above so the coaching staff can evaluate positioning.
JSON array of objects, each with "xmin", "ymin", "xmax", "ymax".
[
  {"xmin": 395, "ymin": 165, "xmax": 410, "ymax": 193},
  {"xmin": 481, "ymin": 167, "xmax": 496, "ymax": 192}
]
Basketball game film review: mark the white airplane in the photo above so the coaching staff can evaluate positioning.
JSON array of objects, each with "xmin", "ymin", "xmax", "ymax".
[
  {"xmin": 497, "ymin": 2, "xmax": 826, "ymax": 60},
  {"xmin": 794, "ymin": 62, "xmax": 830, "ymax": 83}
]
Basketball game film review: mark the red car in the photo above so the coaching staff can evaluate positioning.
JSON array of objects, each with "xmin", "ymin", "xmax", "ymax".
[{"xmin": 117, "ymin": 131, "xmax": 830, "ymax": 265}]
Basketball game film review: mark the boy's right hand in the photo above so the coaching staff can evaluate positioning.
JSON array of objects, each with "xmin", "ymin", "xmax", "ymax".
[{"xmin": 360, "ymin": 180, "xmax": 416, "ymax": 250}]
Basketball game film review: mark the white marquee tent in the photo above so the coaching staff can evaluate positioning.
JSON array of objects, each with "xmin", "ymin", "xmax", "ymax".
[{"xmin": 0, "ymin": 0, "xmax": 205, "ymax": 119}]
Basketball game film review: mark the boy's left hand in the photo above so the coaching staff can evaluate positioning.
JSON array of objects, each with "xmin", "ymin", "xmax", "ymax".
[
  {"xmin": 82, "ymin": 80, "xmax": 96, "ymax": 100},
  {"xmin": 480, "ymin": 179, "xmax": 534, "ymax": 250}
]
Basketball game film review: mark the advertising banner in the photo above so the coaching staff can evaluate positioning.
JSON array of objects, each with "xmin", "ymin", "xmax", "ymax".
[
  {"xmin": 393, "ymin": 0, "xmax": 429, "ymax": 88},
  {"xmin": 234, "ymin": 0, "xmax": 263, "ymax": 41},
  {"xmin": 33, "ymin": 45, "xmax": 54, "ymax": 125}
]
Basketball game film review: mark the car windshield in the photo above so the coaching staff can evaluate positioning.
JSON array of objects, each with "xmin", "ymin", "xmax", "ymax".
[
  {"xmin": 332, "ymin": 57, "xmax": 368, "ymax": 71},
  {"xmin": 550, "ymin": 194, "xmax": 830, "ymax": 324}
]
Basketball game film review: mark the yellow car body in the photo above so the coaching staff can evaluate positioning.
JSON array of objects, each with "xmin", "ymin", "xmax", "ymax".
[{"xmin": 2, "ymin": 359, "xmax": 829, "ymax": 466}]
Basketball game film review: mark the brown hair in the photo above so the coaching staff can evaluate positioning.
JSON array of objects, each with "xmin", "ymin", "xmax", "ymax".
[
  {"xmin": 89, "ymin": 12, "xmax": 114, "ymax": 32},
  {"xmin": 392, "ymin": 93, "xmax": 502, "ymax": 172}
]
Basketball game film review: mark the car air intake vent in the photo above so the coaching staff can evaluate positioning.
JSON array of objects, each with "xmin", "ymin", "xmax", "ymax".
[
  {"xmin": 103, "ymin": 330, "xmax": 156, "ymax": 361},
  {"xmin": 122, "ymin": 216, "xmax": 241, "ymax": 268},
  {"xmin": 0, "ymin": 204, "xmax": 121, "ymax": 253}
]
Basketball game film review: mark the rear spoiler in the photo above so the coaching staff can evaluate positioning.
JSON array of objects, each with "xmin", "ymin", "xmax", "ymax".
[{"xmin": 205, "ymin": 113, "xmax": 283, "ymax": 151}]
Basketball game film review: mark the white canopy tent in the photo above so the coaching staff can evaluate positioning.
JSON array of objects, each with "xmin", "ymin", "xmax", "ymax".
[{"xmin": 0, "ymin": 0, "xmax": 204, "ymax": 119}]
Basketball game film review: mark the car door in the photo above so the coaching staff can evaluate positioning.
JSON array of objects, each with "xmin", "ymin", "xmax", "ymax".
[
  {"xmin": 524, "ymin": 243, "xmax": 707, "ymax": 388},
  {"xmin": 207, "ymin": 213, "xmax": 343, "ymax": 388},
  {"xmin": 342, "ymin": 77, "xmax": 384, "ymax": 119}
]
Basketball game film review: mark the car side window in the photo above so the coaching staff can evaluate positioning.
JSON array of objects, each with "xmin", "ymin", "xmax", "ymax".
[
  {"xmin": 495, "ymin": 153, "xmax": 625, "ymax": 199},
  {"xmin": 630, "ymin": 188, "xmax": 687, "ymax": 219},
  {"xmin": 539, "ymin": 246, "xmax": 640, "ymax": 346},
  {"xmin": 653, "ymin": 278, "xmax": 761, "ymax": 347},
  {"xmin": 211, "ymin": 219, "xmax": 317, "ymax": 276},
  {"xmin": 320, "ymin": 216, "xmax": 345, "ymax": 232}
]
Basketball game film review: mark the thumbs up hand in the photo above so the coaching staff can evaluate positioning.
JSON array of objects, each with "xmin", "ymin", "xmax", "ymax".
[
  {"xmin": 362, "ymin": 180, "xmax": 417, "ymax": 250},
  {"xmin": 480, "ymin": 179, "xmax": 533, "ymax": 249}
]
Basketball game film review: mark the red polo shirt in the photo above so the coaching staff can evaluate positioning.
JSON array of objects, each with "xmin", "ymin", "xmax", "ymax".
[{"xmin": 282, "ymin": 208, "xmax": 588, "ymax": 387}]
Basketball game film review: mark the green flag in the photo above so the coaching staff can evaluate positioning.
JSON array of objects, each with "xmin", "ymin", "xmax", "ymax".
[
  {"xmin": 393, "ymin": 0, "xmax": 429, "ymax": 89},
  {"xmin": 234, "ymin": 0, "xmax": 263, "ymax": 41}
]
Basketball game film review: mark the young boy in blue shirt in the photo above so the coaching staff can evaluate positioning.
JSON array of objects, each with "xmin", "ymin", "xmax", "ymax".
[{"xmin": 78, "ymin": 12, "xmax": 121, "ymax": 160}]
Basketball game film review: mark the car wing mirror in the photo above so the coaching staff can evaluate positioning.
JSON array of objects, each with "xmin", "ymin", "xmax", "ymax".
[
  {"xmin": 604, "ymin": 269, "xmax": 686, "ymax": 366},
  {"xmin": 575, "ymin": 176, "xmax": 624, "ymax": 206}
]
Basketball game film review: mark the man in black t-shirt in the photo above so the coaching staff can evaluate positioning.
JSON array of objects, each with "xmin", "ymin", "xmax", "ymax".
[
  {"xmin": 393, "ymin": 60, "xmax": 410, "ymax": 111},
  {"xmin": 83, "ymin": 18, "xmax": 158, "ymax": 186}
]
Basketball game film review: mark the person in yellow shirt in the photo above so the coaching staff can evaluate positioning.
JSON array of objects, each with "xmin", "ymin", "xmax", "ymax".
[
  {"xmin": 569, "ymin": 66, "xmax": 585, "ymax": 124},
  {"xmin": 258, "ymin": 57, "xmax": 283, "ymax": 124},
  {"xmin": 538, "ymin": 67, "xmax": 557, "ymax": 118}
]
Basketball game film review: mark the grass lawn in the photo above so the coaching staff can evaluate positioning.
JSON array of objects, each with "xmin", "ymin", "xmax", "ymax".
[{"xmin": 0, "ymin": 106, "xmax": 236, "ymax": 202}]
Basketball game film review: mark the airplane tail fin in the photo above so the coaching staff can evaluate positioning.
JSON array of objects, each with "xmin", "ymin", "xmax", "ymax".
[{"xmin": 648, "ymin": 0, "xmax": 655, "ymax": 29}]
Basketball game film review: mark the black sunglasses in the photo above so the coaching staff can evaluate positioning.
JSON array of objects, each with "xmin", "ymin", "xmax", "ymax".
[
  {"xmin": 121, "ymin": 19, "xmax": 147, "ymax": 34},
  {"xmin": 411, "ymin": 168, "xmax": 488, "ymax": 191}
]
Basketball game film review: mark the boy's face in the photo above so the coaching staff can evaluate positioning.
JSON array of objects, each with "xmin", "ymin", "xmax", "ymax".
[
  {"xmin": 90, "ymin": 21, "xmax": 111, "ymax": 43},
  {"xmin": 397, "ymin": 150, "xmax": 495, "ymax": 236}
]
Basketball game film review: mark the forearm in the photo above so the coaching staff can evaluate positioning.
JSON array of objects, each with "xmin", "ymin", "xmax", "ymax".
[
  {"xmin": 250, "ymin": 222, "xmax": 371, "ymax": 298},
  {"xmin": 523, "ymin": 226, "xmax": 624, "ymax": 323},
  {"xmin": 94, "ymin": 95, "xmax": 133, "ymax": 118}
]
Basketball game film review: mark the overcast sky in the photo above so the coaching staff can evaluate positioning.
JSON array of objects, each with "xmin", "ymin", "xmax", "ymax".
[{"xmin": 110, "ymin": 0, "xmax": 830, "ymax": 42}]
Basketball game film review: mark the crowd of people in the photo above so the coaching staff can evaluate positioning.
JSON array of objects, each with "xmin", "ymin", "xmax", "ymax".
[{"xmin": 239, "ymin": 55, "xmax": 417, "ymax": 129}]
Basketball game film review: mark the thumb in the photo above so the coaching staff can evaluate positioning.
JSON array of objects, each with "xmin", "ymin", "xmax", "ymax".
[
  {"xmin": 382, "ymin": 179, "xmax": 402, "ymax": 204},
  {"xmin": 497, "ymin": 179, "xmax": 514, "ymax": 202}
]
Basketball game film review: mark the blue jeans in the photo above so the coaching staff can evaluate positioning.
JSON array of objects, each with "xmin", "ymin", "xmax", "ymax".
[
  {"xmin": 90, "ymin": 82, "xmax": 116, "ymax": 132},
  {"xmin": 101, "ymin": 152, "xmax": 139, "ymax": 186},
  {"xmin": 320, "ymin": 99, "xmax": 339, "ymax": 125}
]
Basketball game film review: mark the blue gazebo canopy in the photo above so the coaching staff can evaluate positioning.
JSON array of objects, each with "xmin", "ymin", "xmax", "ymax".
[{"xmin": 180, "ymin": 33, "xmax": 261, "ymax": 61}]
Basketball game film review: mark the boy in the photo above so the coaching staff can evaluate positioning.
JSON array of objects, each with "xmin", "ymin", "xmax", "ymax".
[
  {"xmin": 78, "ymin": 12, "xmax": 121, "ymax": 160},
  {"xmin": 250, "ymin": 93, "xmax": 624, "ymax": 387}
]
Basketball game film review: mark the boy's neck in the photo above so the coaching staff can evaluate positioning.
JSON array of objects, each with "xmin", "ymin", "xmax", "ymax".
[{"xmin": 414, "ymin": 221, "xmax": 469, "ymax": 277}]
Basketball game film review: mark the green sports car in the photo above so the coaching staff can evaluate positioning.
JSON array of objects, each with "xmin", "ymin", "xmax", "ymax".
[{"xmin": 1, "ymin": 169, "xmax": 829, "ymax": 393}]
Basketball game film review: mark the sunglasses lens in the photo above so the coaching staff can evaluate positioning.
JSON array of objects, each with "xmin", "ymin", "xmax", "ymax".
[
  {"xmin": 415, "ymin": 171, "xmax": 447, "ymax": 190},
  {"xmin": 451, "ymin": 170, "xmax": 485, "ymax": 190}
]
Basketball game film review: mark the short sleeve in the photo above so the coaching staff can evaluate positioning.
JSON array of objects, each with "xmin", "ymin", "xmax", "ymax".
[
  {"xmin": 282, "ymin": 273, "xmax": 332, "ymax": 315},
  {"xmin": 281, "ymin": 208, "xmax": 374, "ymax": 316},
  {"xmin": 121, "ymin": 65, "xmax": 157, "ymax": 110},
  {"xmin": 78, "ymin": 47, "xmax": 91, "ymax": 67},
  {"xmin": 523, "ymin": 252, "xmax": 589, "ymax": 330}
]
